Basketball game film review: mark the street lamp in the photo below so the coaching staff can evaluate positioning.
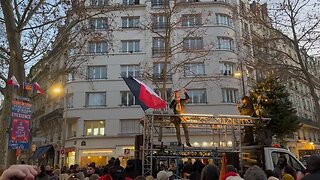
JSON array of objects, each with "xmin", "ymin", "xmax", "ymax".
[{"xmin": 49, "ymin": 83, "xmax": 67, "ymax": 168}]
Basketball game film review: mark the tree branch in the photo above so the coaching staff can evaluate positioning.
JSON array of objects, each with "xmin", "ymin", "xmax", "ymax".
[
  {"xmin": 19, "ymin": 0, "xmax": 44, "ymax": 30},
  {"xmin": 13, "ymin": 0, "xmax": 22, "ymax": 22}
]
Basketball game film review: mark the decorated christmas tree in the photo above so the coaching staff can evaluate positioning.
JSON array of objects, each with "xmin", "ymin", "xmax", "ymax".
[{"xmin": 250, "ymin": 76, "xmax": 300, "ymax": 142}]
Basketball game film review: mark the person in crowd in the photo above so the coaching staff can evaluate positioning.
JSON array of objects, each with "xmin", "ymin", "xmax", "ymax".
[
  {"xmin": 302, "ymin": 154, "xmax": 320, "ymax": 180},
  {"xmin": 181, "ymin": 159, "xmax": 193, "ymax": 179},
  {"xmin": 243, "ymin": 165, "xmax": 267, "ymax": 180},
  {"xmin": 45, "ymin": 165, "xmax": 59, "ymax": 180},
  {"xmin": 168, "ymin": 161, "xmax": 177, "ymax": 176},
  {"xmin": 157, "ymin": 163, "xmax": 173, "ymax": 180},
  {"xmin": 123, "ymin": 159, "xmax": 139, "ymax": 180},
  {"xmin": 145, "ymin": 175, "xmax": 153, "ymax": 180},
  {"xmin": 89, "ymin": 174, "xmax": 100, "ymax": 180},
  {"xmin": 69, "ymin": 165, "xmax": 74, "ymax": 174},
  {"xmin": 274, "ymin": 156, "xmax": 288, "ymax": 178},
  {"xmin": 281, "ymin": 166, "xmax": 296, "ymax": 180},
  {"xmin": 134, "ymin": 176, "xmax": 145, "ymax": 180},
  {"xmin": 109, "ymin": 158, "xmax": 124, "ymax": 180},
  {"xmin": 0, "ymin": 165, "xmax": 39, "ymax": 180},
  {"xmin": 200, "ymin": 164, "xmax": 219, "ymax": 180},
  {"xmin": 169, "ymin": 89, "xmax": 191, "ymax": 147},
  {"xmin": 85, "ymin": 164, "xmax": 99, "ymax": 180},
  {"xmin": 222, "ymin": 165, "xmax": 243, "ymax": 180},
  {"xmin": 103, "ymin": 158, "xmax": 116, "ymax": 176},
  {"xmin": 193, "ymin": 159, "xmax": 205, "ymax": 175},
  {"xmin": 37, "ymin": 165, "xmax": 49, "ymax": 180},
  {"xmin": 98, "ymin": 174, "xmax": 113, "ymax": 180},
  {"xmin": 265, "ymin": 170, "xmax": 279, "ymax": 180},
  {"xmin": 189, "ymin": 159, "xmax": 204, "ymax": 180},
  {"xmin": 60, "ymin": 167, "xmax": 70, "ymax": 180},
  {"xmin": 73, "ymin": 164, "xmax": 85, "ymax": 180}
]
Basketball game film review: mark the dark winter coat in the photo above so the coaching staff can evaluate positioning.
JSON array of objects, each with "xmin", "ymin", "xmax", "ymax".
[
  {"xmin": 302, "ymin": 170, "xmax": 320, "ymax": 180},
  {"xmin": 169, "ymin": 92, "xmax": 190, "ymax": 114}
]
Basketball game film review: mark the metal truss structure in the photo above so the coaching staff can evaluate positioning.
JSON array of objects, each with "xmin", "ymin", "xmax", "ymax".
[{"xmin": 142, "ymin": 113, "xmax": 270, "ymax": 175}]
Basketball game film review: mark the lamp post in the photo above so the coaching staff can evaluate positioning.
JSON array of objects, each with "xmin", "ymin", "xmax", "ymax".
[{"xmin": 50, "ymin": 83, "xmax": 67, "ymax": 168}]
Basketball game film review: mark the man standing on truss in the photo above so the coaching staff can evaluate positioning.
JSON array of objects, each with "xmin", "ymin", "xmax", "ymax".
[{"xmin": 169, "ymin": 88, "xmax": 191, "ymax": 147}]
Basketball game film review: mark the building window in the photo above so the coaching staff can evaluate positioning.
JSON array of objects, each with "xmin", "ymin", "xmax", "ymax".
[
  {"xmin": 121, "ymin": 65, "xmax": 140, "ymax": 78},
  {"xmin": 182, "ymin": 14, "xmax": 201, "ymax": 27},
  {"xmin": 222, "ymin": 88, "xmax": 238, "ymax": 103},
  {"xmin": 88, "ymin": 41, "xmax": 108, "ymax": 53},
  {"xmin": 67, "ymin": 93, "xmax": 74, "ymax": 109},
  {"xmin": 154, "ymin": 88, "xmax": 172, "ymax": 102},
  {"xmin": 242, "ymin": 21, "xmax": 249, "ymax": 36},
  {"xmin": 179, "ymin": 0, "xmax": 199, "ymax": 2},
  {"xmin": 89, "ymin": 18, "xmax": 108, "ymax": 30},
  {"xmin": 67, "ymin": 73, "xmax": 75, "ymax": 82},
  {"xmin": 151, "ymin": 0, "xmax": 168, "ymax": 6},
  {"xmin": 86, "ymin": 92, "xmax": 106, "ymax": 107},
  {"xmin": 183, "ymin": 37, "xmax": 203, "ymax": 50},
  {"xmin": 121, "ymin": 40, "xmax": 140, "ymax": 53},
  {"xmin": 152, "ymin": 15, "xmax": 168, "ymax": 29},
  {"xmin": 152, "ymin": 37, "xmax": 165, "ymax": 56},
  {"xmin": 122, "ymin": 17, "xmax": 140, "ymax": 28},
  {"xmin": 120, "ymin": 119, "xmax": 140, "ymax": 134},
  {"xmin": 88, "ymin": 66, "xmax": 107, "ymax": 80},
  {"xmin": 153, "ymin": 62, "xmax": 171, "ymax": 80},
  {"xmin": 187, "ymin": 89, "xmax": 206, "ymax": 104},
  {"xmin": 220, "ymin": 62, "xmax": 235, "ymax": 76},
  {"xmin": 184, "ymin": 63, "xmax": 205, "ymax": 76},
  {"xmin": 67, "ymin": 122, "xmax": 77, "ymax": 138},
  {"xmin": 123, "ymin": 0, "xmax": 139, "ymax": 5},
  {"xmin": 90, "ymin": 0, "xmax": 108, "ymax": 6},
  {"xmin": 240, "ymin": 1, "xmax": 246, "ymax": 13},
  {"xmin": 84, "ymin": 120, "xmax": 105, "ymax": 136},
  {"xmin": 217, "ymin": 37, "xmax": 234, "ymax": 51},
  {"xmin": 121, "ymin": 91, "xmax": 139, "ymax": 106},
  {"xmin": 216, "ymin": 14, "xmax": 232, "ymax": 27}
]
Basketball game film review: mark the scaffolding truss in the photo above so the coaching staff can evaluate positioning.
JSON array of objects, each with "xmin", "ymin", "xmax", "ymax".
[{"xmin": 142, "ymin": 113, "xmax": 270, "ymax": 175}]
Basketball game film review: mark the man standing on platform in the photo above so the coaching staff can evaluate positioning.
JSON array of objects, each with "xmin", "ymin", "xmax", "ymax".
[{"xmin": 169, "ymin": 88, "xmax": 191, "ymax": 147}]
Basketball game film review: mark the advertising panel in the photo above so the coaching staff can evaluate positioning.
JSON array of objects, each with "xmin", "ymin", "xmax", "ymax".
[{"xmin": 8, "ymin": 97, "xmax": 32, "ymax": 150}]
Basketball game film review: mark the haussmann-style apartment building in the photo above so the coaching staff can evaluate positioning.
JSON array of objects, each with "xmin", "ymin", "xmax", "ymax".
[{"xmin": 26, "ymin": 0, "xmax": 320, "ymax": 167}]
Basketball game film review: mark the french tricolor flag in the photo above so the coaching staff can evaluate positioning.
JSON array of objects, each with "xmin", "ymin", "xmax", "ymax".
[
  {"xmin": 122, "ymin": 76, "xmax": 166, "ymax": 111},
  {"xmin": 7, "ymin": 76, "xmax": 20, "ymax": 88}
]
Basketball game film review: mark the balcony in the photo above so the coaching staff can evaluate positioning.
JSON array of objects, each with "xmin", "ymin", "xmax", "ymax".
[{"xmin": 39, "ymin": 108, "xmax": 63, "ymax": 123}]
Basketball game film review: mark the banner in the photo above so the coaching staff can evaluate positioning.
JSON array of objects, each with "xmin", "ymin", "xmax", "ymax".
[{"xmin": 8, "ymin": 97, "xmax": 32, "ymax": 150}]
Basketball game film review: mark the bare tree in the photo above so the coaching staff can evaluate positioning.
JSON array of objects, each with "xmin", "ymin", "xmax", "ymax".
[
  {"xmin": 139, "ymin": 0, "xmax": 217, "ymax": 102},
  {"xmin": 0, "ymin": 0, "xmax": 124, "ymax": 168},
  {"xmin": 244, "ymin": 1, "xmax": 320, "ymax": 122}
]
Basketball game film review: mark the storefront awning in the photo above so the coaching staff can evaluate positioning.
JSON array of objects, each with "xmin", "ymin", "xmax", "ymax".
[{"xmin": 30, "ymin": 145, "xmax": 53, "ymax": 159}]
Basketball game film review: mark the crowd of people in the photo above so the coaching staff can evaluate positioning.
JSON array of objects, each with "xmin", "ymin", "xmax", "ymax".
[{"xmin": 0, "ymin": 154, "xmax": 320, "ymax": 180}]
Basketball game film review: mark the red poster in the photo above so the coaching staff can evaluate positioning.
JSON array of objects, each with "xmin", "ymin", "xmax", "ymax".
[{"xmin": 11, "ymin": 119, "xmax": 30, "ymax": 142}]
